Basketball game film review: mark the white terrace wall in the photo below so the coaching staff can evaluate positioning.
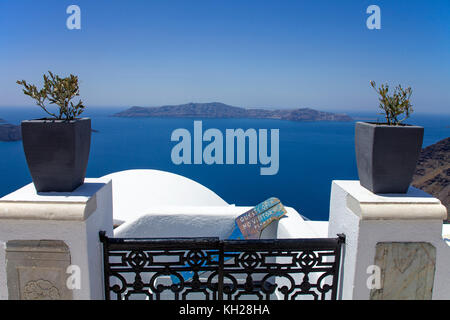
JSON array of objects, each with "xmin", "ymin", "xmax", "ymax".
[
  {"xmin": 0, "ymin": 174, "xmax": 449, "ymax": 300},
  {"xmin": 328, "ymin": 180, "xmax": 449, "ymax": 300},
  {"xmin": 0, "ymin": 178, "xmax": 114, "ymax": 300}
]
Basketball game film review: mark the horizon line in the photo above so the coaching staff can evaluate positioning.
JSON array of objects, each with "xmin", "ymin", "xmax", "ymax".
[{"xmin": 1, "ymin": 104, "xmax": 450, "ymax": 116}]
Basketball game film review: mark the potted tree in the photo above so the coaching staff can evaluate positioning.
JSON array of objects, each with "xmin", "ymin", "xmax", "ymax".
[
  {"xmin": 355, "ymin": 81, "xmax": 424, "ymax": 194},
  {"xmin": 17, "ymin": 71, "xmax": 90, "ymax": 192}
]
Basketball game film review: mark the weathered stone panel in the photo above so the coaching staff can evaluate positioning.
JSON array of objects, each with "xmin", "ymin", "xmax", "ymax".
[
  {"xmin": 370, "ymin": 242, "xmax": 436, "ymax": 300},
  {"xmin": 6, "ymin": 240, "xmax": 72, "ymax": 300}
]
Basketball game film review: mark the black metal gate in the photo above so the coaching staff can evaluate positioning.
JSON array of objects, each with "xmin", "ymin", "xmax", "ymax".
[{"xmin": 99, "ymin": 231, "xmax": 345, "ymax": 300}]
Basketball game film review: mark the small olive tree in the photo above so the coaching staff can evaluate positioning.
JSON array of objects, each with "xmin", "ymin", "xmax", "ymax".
[
  {"xmin": 370, "ymin": 80, "xmax": 413, "ymax": 125},
  {"xmin": 17, "ymin": 71, "xmax": 85, "ymax": 120}
]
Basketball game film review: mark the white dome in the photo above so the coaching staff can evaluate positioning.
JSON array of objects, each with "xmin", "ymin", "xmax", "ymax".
[{"xmin": 100, "ymin": 169, "xmax": 229, "ymax": 224}]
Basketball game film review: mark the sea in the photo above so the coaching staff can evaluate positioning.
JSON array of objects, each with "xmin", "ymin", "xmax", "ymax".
[{"xmin": 1, "ymin": 106, "xmax": 449, "ymax": 221}]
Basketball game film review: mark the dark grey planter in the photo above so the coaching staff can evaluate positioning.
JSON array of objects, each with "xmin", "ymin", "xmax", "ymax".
[
  {"xmin": 355, "ymin": 121, "xmax": 424, "ymax": 194},
  {"xmin": 21, "ymin": 118, "xmax": 91, "ymax": 192}
]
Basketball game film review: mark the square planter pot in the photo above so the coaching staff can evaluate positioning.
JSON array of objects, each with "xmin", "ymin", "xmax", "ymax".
[
  {"xmin": 355, "ymin": 121, "xmax": 424, "ymax": 194},
  {"xmin": 21, "ymin": 118, "xmax": 91, "ymax": 192}
]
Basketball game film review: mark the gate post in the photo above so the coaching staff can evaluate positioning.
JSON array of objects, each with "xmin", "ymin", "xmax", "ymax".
[
  {"xmin": 0, "ymin": 178, "xmax": 114, "ymax": 300},
  {"xmin": 328, "ymin": 180, "xmax": 448, "ymax": 300}
]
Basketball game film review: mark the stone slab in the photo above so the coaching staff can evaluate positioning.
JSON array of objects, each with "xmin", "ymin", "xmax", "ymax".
[
  {"xmin": 370, "ymin": 242, "xmax": 436, "ymax": 300},
  {"xmin": 6, "ymin": 240, "xmax": 73, "ymax": 300}
]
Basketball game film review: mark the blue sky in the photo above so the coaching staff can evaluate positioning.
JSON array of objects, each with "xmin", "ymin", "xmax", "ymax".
[{"xmin": 0, "ymin": 0, "xmax": 449, "ymax": 113}]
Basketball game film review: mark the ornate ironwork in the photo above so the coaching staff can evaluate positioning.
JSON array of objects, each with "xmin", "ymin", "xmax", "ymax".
[{"xmin": 99, "ymin": 232, "xmax": 345, "ymax": 300}]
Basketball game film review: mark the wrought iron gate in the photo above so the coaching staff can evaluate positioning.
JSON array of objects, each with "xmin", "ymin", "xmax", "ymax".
[{"xmin": 99, "ymin": 231, "xmax": 345, "ymax": 300}]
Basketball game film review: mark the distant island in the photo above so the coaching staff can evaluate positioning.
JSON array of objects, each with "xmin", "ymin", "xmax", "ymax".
[
  {"xmin": 412, "ymin": 137, "xmax": 449, "ymax": 216},
  {"xmin": 113, "ymin": 102, "xmax": 353, "ymax": 122},
  {"xmin": 0, "ymin": 119, "xmax": 98, "ymax": 142},
  {"xmin": 0, "ymin": 119, "xmax": 21, "ymax": 142}
]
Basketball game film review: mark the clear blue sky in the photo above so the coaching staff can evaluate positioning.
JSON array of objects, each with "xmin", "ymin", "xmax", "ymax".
[{"xmin": 0, "ymin": 0, "xmax": 449, "ymax": 113}]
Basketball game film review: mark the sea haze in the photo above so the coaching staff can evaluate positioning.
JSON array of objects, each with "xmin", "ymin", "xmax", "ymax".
[{"xmin": 0, "ymin": 107, "xmax": 449, "ymax": 221}]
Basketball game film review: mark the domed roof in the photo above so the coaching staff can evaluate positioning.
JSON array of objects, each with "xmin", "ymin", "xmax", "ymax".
[{"xmin": 100, "ymin": 169, "xmax": 229, "ymax": 224}]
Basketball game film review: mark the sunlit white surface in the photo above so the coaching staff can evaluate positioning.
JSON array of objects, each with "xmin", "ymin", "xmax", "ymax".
[{"xmin": 100, "ymin": 169, "xmax": 229, "ymax": 225}]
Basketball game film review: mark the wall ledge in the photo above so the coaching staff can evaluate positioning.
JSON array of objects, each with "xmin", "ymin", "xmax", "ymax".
[
  {"xmin": 0, "ymin": 179, "xmax": 111, "ymax": 221},
  {"xmin": 333, "ymin": 180, "xmax": 447, "ymax": 221}
]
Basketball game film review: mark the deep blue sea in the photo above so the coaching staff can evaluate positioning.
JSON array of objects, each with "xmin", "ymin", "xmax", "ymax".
[{"xmin": 1, "ymin": 107, "xmax": 449, "ymax": 221}]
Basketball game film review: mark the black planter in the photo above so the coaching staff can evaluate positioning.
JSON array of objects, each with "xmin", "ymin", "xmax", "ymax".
[
  {"xmin": 355, "ymin": 121, "xmax": 424, "ymax": 194},
  {"xmin": 21, "ymin": 118, "xmax": 91, "ymax": 192}
]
